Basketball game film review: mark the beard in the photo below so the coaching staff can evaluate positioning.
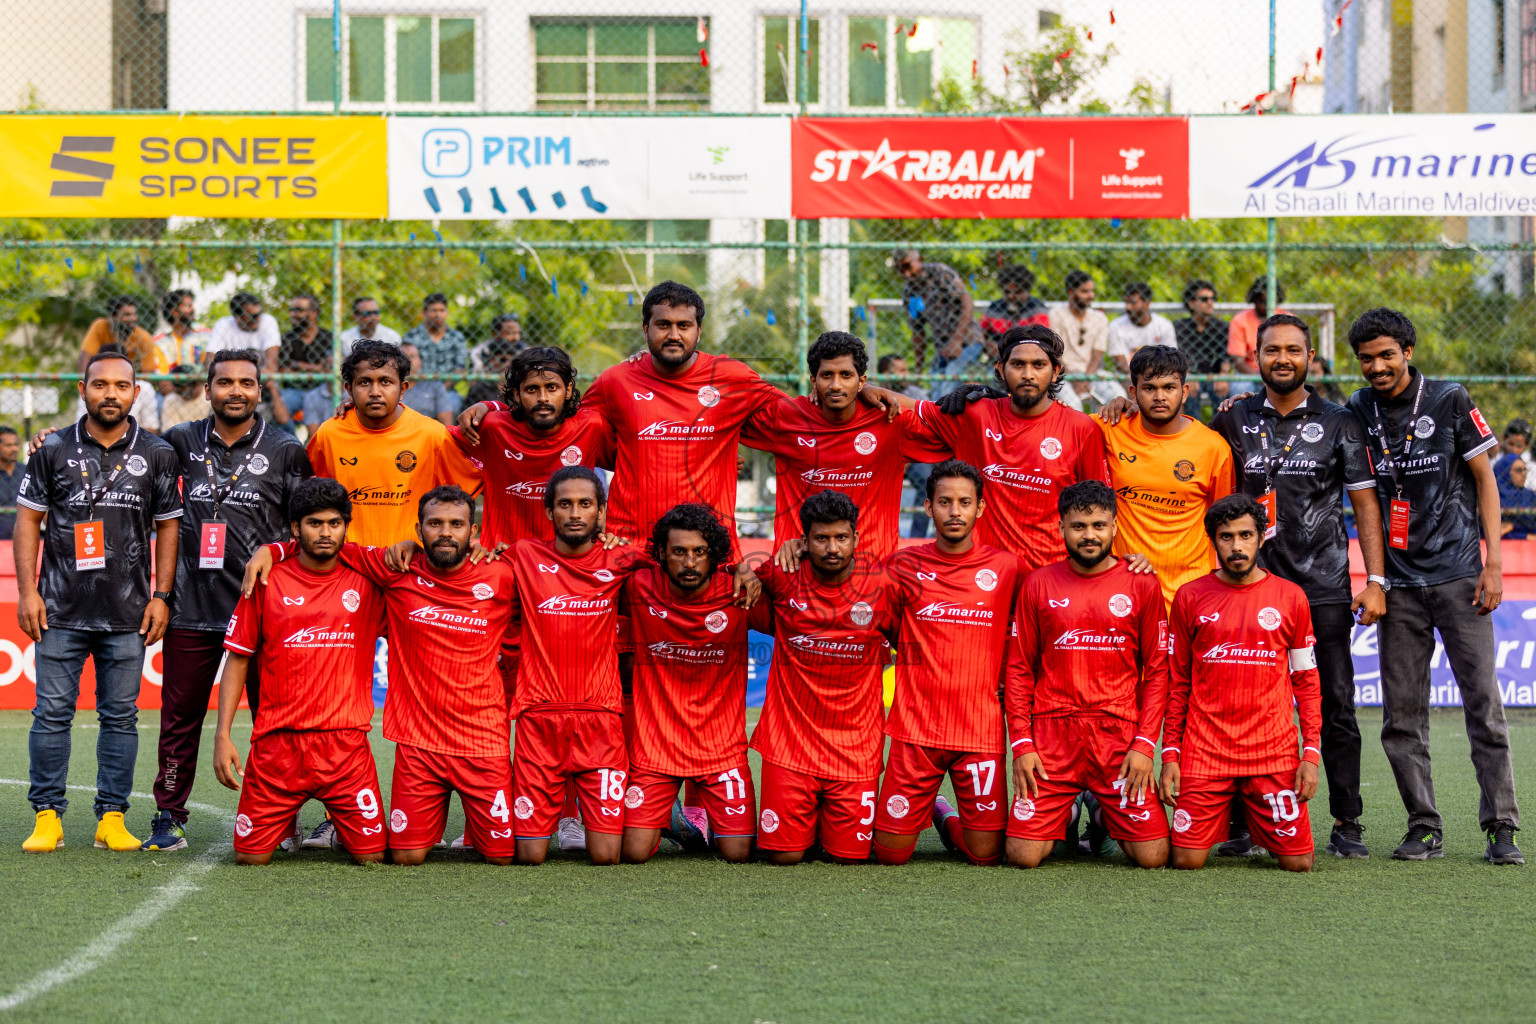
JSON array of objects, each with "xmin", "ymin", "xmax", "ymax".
[
  {"xmin": 559, "ymin": 523, "xmax": 600, "ymax": 548},
  {"xmin": 86, "ymin": 400, "xmax": 127, "ymax": 427},
  {"xmin": 1261, "ymin": 365, "xmax": 1307, "ymax": 395},
  {"xmin": 1068, "ymin": 544, "xmax": 1111, "ymax": 570},
  {"xmin": 1220, "ymin": 553, "xmax": 1258, "ymax": 579},
  {"xmin": 426, "ymin": 537, "xmax": 468, "ymax": 569}
]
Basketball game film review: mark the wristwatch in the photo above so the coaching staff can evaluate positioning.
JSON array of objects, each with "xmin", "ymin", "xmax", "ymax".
[
  {"xmin": 152, "ymin": 590, "xmax": 173, "ymax": 602},
  {"xmin": 1366, "ymin": 575, "xmax": 1390, "ymax": 592}
]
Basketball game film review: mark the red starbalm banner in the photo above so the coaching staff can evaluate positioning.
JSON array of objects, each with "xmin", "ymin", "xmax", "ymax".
[{"xmin": 791, "ymin": 117, "xmax": 1188, "ymax": 219}]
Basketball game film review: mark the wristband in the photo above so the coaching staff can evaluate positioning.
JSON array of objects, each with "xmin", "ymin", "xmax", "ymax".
[
  {"xmin": 152, "ymin": 590, "xmax": 172, "ymax": 602},
  {"xmin": 1367, "ymin": 574, "xmax": 1390, "ymax": 591}
]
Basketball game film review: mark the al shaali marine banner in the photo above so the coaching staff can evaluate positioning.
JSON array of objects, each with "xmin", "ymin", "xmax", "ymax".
[
  {"xmin": 0, "ymin": 115, "xmax": 388, "ymax": 218},
  {"xmin": 387, "ymin": 116, "xmax": 792, "ymax": 220},
  {"xmin": 1189, "ymin": 113, "xmax": 1536, "ymax": 218}
]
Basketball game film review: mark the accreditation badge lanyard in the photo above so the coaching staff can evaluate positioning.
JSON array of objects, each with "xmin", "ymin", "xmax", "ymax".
[
  {"xmin": 197, "ymin": 419, "xmax": 265, "ymax": 569},
  {"xmin": 1372, "ymin": 374, "xmax": 1426, "ymax": 551},
  {"xmin": 1253, "ymin": 404, "xmax": 1305, "ymax": 541},
  {"xmin": 73, "ymin": 421, "xmax": 139, "ymax": 571}
]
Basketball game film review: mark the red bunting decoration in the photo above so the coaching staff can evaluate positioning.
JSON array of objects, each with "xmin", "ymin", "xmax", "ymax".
[
  {"xmin": 894, "ymin": 21, "xmax": 904, "ymax": 35},
  {"xmin": 1087, "ymin": 29, "xmax": 1094, "ymax": 41},
  {"xmin": 1289, "ymin": 74, "xmax": 1301, "ymax": 99},
  {"xmin": 1331, "ymin": 0, "xmax": 1353, "ymax": 36},
  {"xmin": 1053, "ymin": 47, "xmax": 1073, "ymax": 75},
  {"xmin": 1316, "ymin": 46, "xmax": 1324, "ymax": 64},
  {"xmin": 861, "ymin": 41, "xmax": 878, "ymax": 52},
  {"xmin": 971, "ymin": 59, "xmax": 978, "ymax": 78},
  {"xmin": 699, "ymin": 48, "xmax": 709, "ymax": 67},
  {"xmin": 908, "ymin": 21, "xmax": 918, "ymax": 37},
  {"xmin": 1109, "ymin": 8, "xmax": 1116, "ymax": 24}
]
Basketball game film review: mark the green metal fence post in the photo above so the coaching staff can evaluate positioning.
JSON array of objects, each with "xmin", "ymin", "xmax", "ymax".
[
  {"xmin": 331, "ymin": 0, "xmax": 345, "ymax": 394},
  {"xmin": 1265, "ymin": 0, "xmax": 1278, "ymax": 316},
  {"xmin": 794, "ymin": 0, "xmax": 810, "ymax": 396}
]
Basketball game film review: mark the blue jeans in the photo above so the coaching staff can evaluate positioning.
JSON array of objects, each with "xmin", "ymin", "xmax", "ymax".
[
  {"xmin": 282, "ymin": 383, "xmax": 333, "ymax": 429},
  {"xmin": 29, "ymin": 627, "xmax": 147, "ymax": 817},
  {"xmin": 930, "ymin": 342, "xmax": 986, "ymax": 399}
]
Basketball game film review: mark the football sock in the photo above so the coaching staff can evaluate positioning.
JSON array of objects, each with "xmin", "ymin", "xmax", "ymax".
[
  {"xmin": 944, "ymin": 816, "xmax": 1002, "ymax": 866},
  {"xmin": 873, "ymin": 838, "xmax": 915, "ymax": 866},
  {"xmin": 561, "ymin": 786, "xmax": 580, "ymax": 819}
]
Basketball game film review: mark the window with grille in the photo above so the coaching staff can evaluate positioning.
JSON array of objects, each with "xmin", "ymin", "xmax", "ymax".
[
  {"xmin": 303, "ymin": 14, "xmax": 477, "ymax": 109},
  {"xmin": 534, "ymin": 19, "xmax": 710, "ymax": 111}
]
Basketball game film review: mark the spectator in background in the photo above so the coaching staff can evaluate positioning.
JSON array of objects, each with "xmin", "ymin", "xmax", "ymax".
[
  {"xmin": 876, "ymin": 353, "xmax": 931, "ymax": 403},
  {"xmin": 0, "ymin": 426, "xmax": 19, "ymax": 541},
  {"xmin": 338, "ymin": 295, "xmax": 401, "ymax": 352},
  {"xmin": 1174, "ymin": 279, "xmax": 1229, "ymax": 418},
  {"xmin": 1229, "ymin": 277, "xmax": 1287, "ymax": 374},
  {"xmin": 471, "ymin": 312, "xmax": 525, "ymax": 372},
  {"xmin": 207, "ymin": 293, "xmax": 281, "ymax": 370},
  {"xmin": 152, "ymin": 290, "xmax": 209, "ymax": 369},
  {"xmin": 403, "ymin": 291, "xmax": 468, "ymax": 379},
  {"xmin": 1310, "ymin": 354, "xmax": 1349, "ymax": 405},
  {"xmin": 980, "ymin": 264, "xmax": 1050, "ymax": 345},
  {"xmin": 277, "ymin": 294, "xmax": 336, "ymax": 427},
  {"xmin": 78, "ymin": 296, "xmax": 164, "ymax": 430},
  {"xmin": 1496, "ymin": 453, "xmax": 1536, "ymax": 538},
  {"xmin": 399, "ymin": 342, "xmax": 459, "ymax": 425},
  {"xmin": 465, "ymin": 338, "xmax": 517, "ymax": 407},
  {"xmin": 1048, "ymin": 268, "xmax": 1110, "ymax": 411},
  {"xmin": 893, "ymin": 249, "xmax": 985, "ymax": 392},
  {"xmin": 877, "ymin": 353, "xmax": 933, "ymax": 538},
  {"xmin": 1106, "ymin": 281, "xmax": 1176, "ymax": 374},
  {"xmin": 157, "ymin": 365, "xmax": 212, "ymax": 431},
  {"xmin": 1502, "ymin": 418, "xmax": 1532, "ymax": 458}
]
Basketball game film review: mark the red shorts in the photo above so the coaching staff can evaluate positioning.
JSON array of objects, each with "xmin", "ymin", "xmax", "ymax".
[
  {"xmin": 875, "ymin": 740, "xmax": 1007, "ymax": 834},
  {"xmin": 1170, "ymin": 771, "xmax": 1314, "ymax": 857},
  {"xmin": 756, "ymin": 762, "xmax": 878, "ymax": 860},
  {"xmin": 1007, "ymin": 715, "xmax": 1169, "ymax": 844},
  {"xmin": 512, "ymin": 708, "xmax": 627, "ymax": 838},
  {"xmin": 234, "ymin": 729, "xmax": 385, "ymax": 856},
  {"xmin": 625, "ymin": 762, "xmax": 756, "ymax": 837},
  {"xmin": 387, "ymin": 743, "xmax": 516, "ymax": 859}
]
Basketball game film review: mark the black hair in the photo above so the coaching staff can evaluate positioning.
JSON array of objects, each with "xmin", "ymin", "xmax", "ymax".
[
  {"xmin": 230, "ymin": 291, "xmax": 260, "ymax": 316},
  {"xmin": 1246, "ymin": 276, "xmax": 1286, "ymax": 306},
  {"xmin": 891, "ymin": 248, "xmax": 920, "ymax": 266},
  {"xmin": 161, "ymin": 288, "xmax": 194, "ymax": 324},
  {"xmin": 0, "ymin": 425, "xmax": 18, "ymax": 438},
  {"xmin": 106, "ymin": 294, "xmax": 138, "ymax": 317},
  {"xmin": 926, "ymin": 458, "xmax": 984, "ymax": 502},
  {"xmin": 288, "ymin": 476, "xmax": 351, "ymax": 524},
  {"xmin": 351, "ymin": 295, "xmax": 378, "ymax": 313},
  {"xmin": 1058, "ymin": 479, "xmax": 1117, "ymax": 518},
  {"xmin": 876, "ymin": 353, "xmax": 904, "ymax": 375},
  {"xmin": 206, "ymin": 348, "xmax": 264, "ymax": 385},
  {"xmin": 649, "ymin": 502, "xmax": 732, "ymax": 573},
  {"xmin": 84, "ymin": 349, "xmax": 136, "ymax": 381},
  {"xmin": 291, "ymin": 293, "xmax": 320, "ymax": 312},
  {"xmin": 491, "ymin": 312, "xmax": 520, "ymax": 332},
  {"xmin": 342, "ymin": 339, "xmax": 411, "ymax": 386},
  {"xmin": 1064, "ymin": 268, "xmax": 1093, "ymax": 292},
  {"xmin": 642, "ymin": 281, "xmax": 706, "ymax": 326},
  {"xmin": 1505, "ymin": 418, "xmax": 1532, "ymax": 440},
  {"xmin": 1347, "ymin": 307, "xmax": 1416, "ymax": 355},
  {"xmin": 1204, "ymin": 492, "xmax": 1268, "ymax": 540},
  {"xmin": 1182, "ymin": 279, "xmax": 1215, "ymax": 308},
  {"xmin": 807, "ymin": 331, "xmax": 868, "ymax": 377},
  {"xmin": 997, "ymin": 264, "xmax": 1036, "ymax": 291},
  {"xmin": 422, "ymin": 292, "xmax": 448, "ymax": 309},
  {"xmin": 544, "ymin": 465, "xmax": 606, "ymax": 511},
  {"xmin": 418, "ymin": 484, "xmax": 476, "ymax": 523},
  {"xmin": 1256, "ymin": 312, "xmax": 1312, "ymax": 353},
  {"xmin": 502, "ymin": 345, "xmax": 580, "ymax": 416},
  {"xmin": 799, "ymin": 488, "xmax": 860, "ymax": 535},
  {"xmin": 1124, "ymin": 281, "xmax": 1153, "ymax": 302},
  {"xmin": 997, "ymin": 324, "xmax": 1066, "ymax": 399},
  {"xmin": 1129, "ymin": 344, "xmax": 1188, "ymax": 386}
]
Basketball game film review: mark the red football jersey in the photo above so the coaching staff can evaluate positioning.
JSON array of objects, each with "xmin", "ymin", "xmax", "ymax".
[
  {"xmin": 885, "ymin": 541, "xmax": 1023, "ymax": 752},
  {"xmin": 750, "ymin": 560, "xmax": 897, "ymax": 780},
  {"xmin": 1165, "ymin": 571, "xmax": 1322, "ymax": 778},
  {"xmin": 224, "ymin": 559, "xmax": 384, "ymax": 741},
  {"xmin": 740, "ymin": 398, "xmax": 947, "ymax": 560},
  {"xmin": 448, "ymin": 407, "xmax": 615, "ymax": 548},
  {"xmin": 507, "ymin": 537, "xmax": 651, "ymax": 717},
  {"xmin": 623, "ymin": 567, "xmax": 770, "ymax": 776},
  {"xmin": 1007, "ymin": 559, "xmax": 1169, "ymax": 760},
  {"xmin": 582, "ymin": 352, "xmax": 786, "ymax": 554},
  {"xmin": 909, "ymin": 397, "xmax": 1109, "ymax": 573}
]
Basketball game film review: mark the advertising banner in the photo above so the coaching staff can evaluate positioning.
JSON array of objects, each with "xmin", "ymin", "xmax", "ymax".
[
  {"xmin": 1189, "ymin": 113, "xmax": 1536, "ymax": 218},
  {"xmin": 790, "ymin": 116, "xmax": 1188, "ymax": 219},
  {"xmin": 0, "ymin": 115, "xmax": 387, "ymax": 218},
  {"xmin": 388, "ymin": 116, "xmax": 792, "ymax": 220}
]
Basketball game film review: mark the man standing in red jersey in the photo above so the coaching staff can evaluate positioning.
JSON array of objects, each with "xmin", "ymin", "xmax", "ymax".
[
  {"xmin": 873, "ymin": 460, "xmax": 1023, "ymax": 867},
  {"xmin": 865, "ymin": 325, "xmax": 1110, "ymax": 573},
  {"xmin": 213, "ymin": 478, "xmax": 387, "ymax": 865},
  {"xmin": 1006, "ymin": 480, "xmax": 1170, "ymax": 869},
  {"xmin": 1159, "ymin": 494, "xmax": 1322, "ymax": 872},
  {"xmin": 742, "ymin": 331, "xmax": 944, "ymax": 560},
  {"xmin": 620, "ymin": 503, "xmax": 770, "ymax": 864},
  {"xmin": 753, "ymin": 490, "xmax": 898, "ymax": 865}
]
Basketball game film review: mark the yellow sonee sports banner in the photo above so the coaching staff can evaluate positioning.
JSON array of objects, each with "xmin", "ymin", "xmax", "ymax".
[{"xmin": 0, "ymin": 115, "xmax": 387, "ymax": 218}]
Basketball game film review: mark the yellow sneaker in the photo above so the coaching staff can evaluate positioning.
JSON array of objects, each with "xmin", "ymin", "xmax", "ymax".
[
  {"xmin": 23, "ymin": 809, "xmax": 64, "ymax": 853},
  {"xmin": 93, "ymin": 811, "xmax": 142, "ymax": 852}
]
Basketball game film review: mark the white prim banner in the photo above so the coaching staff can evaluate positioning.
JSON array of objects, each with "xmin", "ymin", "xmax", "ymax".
[
  {"xmin": 388, "ymin": 116, "xmax": 791, "ymax": 220},
  {"xmin": 1190, "ymin": 113, "xmax": 1536, "ymax": 218}
]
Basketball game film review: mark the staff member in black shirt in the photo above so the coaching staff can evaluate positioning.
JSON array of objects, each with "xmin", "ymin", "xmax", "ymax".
[
  {"xmin": 1211, "ymin": 313, "xmax": 1387, "ymax": 859},
  {"xmin": 16, "ymin": 352, "xmax": 181, "ymax": 854},
  {"xmin": 1174, "ymin": 279, "xmax": 1230, "ymax": 419},
  {"xmin": 1345, "ymin": 307, "xmax": 1523, "ymax": 866}
]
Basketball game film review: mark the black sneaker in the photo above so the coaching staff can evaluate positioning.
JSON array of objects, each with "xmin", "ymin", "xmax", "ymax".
[
  {"xmin": 1216, "ymin": 829, "xmax": 1267, "ymax": 858},
  {"xmin": 1326, "ymin": 819, "xmax": 1370, "ymax": 859},
  {"xmin": 1484, "ymin": 822, "xmax": 1525, "ymax": 866},
  {"xmin": 1392, "ymin": 825, "xmax": 1444, "ymax": 860},
  {"xmin": 1082, "ymin": 793, "xmax": 1116, "ymax": 857}
]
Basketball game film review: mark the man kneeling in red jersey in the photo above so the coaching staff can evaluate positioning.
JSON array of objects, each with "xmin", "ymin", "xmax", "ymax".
[
  {"xmin": 1159, "ymin": 494, "xmax": 1321, "ymax": 872},
  {"xmin": 1006, "ymin": 480, "xmax": 1170, "ymax": 869},
  {"xmin": 214, "ymin": 478, "xmax": 388, "ymax": 865}
]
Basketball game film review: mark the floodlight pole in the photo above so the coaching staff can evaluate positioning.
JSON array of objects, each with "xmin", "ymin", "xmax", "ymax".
[{"xmin": 1265, "ymin": 0, "xmax": 1279, "ymax": 316}]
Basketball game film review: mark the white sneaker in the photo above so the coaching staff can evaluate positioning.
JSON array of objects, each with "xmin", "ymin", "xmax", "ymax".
[
  {"xmin": 278, "ymin": 816, "xmax": 303, "ymax": 853},
  {"xmin": 302, "ymin": 818, "xmax": 336, "ymax": 849},
  {"xmin": 449, "ymin": 833, "xmax": 474, "ymax": 851},
  {"xmin": 557, "ymin": 816, "xmax": 586, "ymax": 851}
]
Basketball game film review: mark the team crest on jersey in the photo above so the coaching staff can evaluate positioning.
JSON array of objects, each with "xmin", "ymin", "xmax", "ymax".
[
  {"xmin": 1301, "ymin": 423, "xmax": 1325, "ymax": 444},
  {"xmin": 886, "ymin": 794, "xmax": 910, "ymax": 819},
  {"xmin": 1415, "ymin": 415, "xmax": 1436, "ymax": 438},
  {"xmin": 1012, "ymin": 798, "xmax": 1036, "ymax": 822},
  {"xmin": 974, "ymin": 569, "xmax": 998, "ymax": 592},
  {"xmin": 248, "ymin": 453, "xmax": 270, "ymax": 476},
  {"xmin": 395, "ymin": 450, "xmax": 417, "ymax": 472},
  {"xmin": 697, "ymin": 385, "xmax": 720, "ymax": 408},
  {"xmin": 593, "ymin": 569, "xmax": 615, "ymax": 582},
  {"xmin": 1108, "ymin": 594, "xmax": 1133, "ymax": 617},
  {"xmin": 126, "ymin": 454, "xmax": 148, "ymax": 477},
  {"xmin": 513, "ymin": 796, "xmax": 534, "ymax": 820},
  {"xmin": 390, "ymin": 809, "xmax": 408, "ymax": 833},
  {"xmin": 1039, "ymin": 436, "xmax": 1063, "ymax": 460},
  {"xmin": 472, "ymin": 583, "xmax": 495, "ymax": 601},
  {"xmin": 854, "ymin": 431, "xmax": 878, "ymax": 455},
  {"xmin": 342, "ymin": 589, "xmax": 361, "ymax": 613},
  {"xmin": 1257, "ymin": 606, "xmax": 1282, "ymax": 631},
  {"xmin": 560, "ymin": 445, "xmax": 582, "ymax": 467},
  {"xmin": 1173, "ymin": 459, "xmax": 1195, "ymax": 482},
  {"xmin": 235, "ymin": 813, "xmax": 253, "ymax": 837},
  {"xmin": 850, "ymin": 601, "xmax": 873, "ymax": 626},
  {"xmin": 1172, "ymin": 808, "xmax": 1192, "ymax": 833},
  {"xmin": 760, "ymin": 808, "xmax": 780, "ymax": 833},
  {"xmin": 705, "ymin": 610, "xmax": 729, "ymax": 633},
  {"xmin": 624, "ymin": 786, "xmax": 645, "ymax": 809}
]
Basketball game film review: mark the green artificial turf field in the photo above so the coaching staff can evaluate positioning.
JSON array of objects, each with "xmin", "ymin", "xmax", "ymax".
[{"xmin": 0, "ymin": 706, "xmax": 1531, "ymax": 1023}]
